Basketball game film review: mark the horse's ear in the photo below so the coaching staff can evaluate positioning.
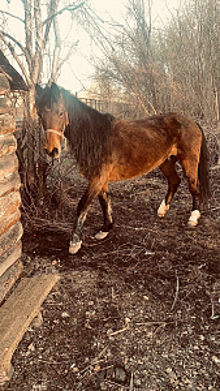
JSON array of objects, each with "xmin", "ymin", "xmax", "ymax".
[
  {"xmin": 35, "ymin": 83, "xmax": 43, "ymax": 95},
  {"xmin": 35, "ymin": 83, "xmax": 43, "ymax": 97},
  {"xmin": 51, "ymin": 82, "xmax": 60, "ymax": 96}
]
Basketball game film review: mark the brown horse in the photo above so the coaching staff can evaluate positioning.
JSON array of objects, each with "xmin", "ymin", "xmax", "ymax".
[{"xmin": 35, "ymin": 82, "xmax": 210, "ymax": 254}]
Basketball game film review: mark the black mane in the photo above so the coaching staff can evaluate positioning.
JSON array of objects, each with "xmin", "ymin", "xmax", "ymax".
[{"xmin": 62, "ymin": 89, "xmax": 115, "ymax": 178}]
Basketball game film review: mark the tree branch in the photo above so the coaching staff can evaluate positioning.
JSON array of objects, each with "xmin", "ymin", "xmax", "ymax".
[
  {"xmin": 32, "ymin": 0, "xmax": 43, "ymax": 83},
  {"xmin": 43, "ymin": 1, "xmax": 85, "ymax": 25},
  {"xmin": 23, "ymin": 0, "xmax": 33, "ymax": 58},
  {"xmin": 56, "ymin": 41, "xmax": 79, "ymax": 75},
  {"xmin": 0, "ymin": 30, "xmax": 31, "ymax": 69},
  {"xmin": 0, "ymin": 31, "xmax": 32, "ymax": 87},
  {"xmin": 49, "ymin": 5, "xmax": 61, "ymax": 83},
  {"xmin": 43, "ymin": 0, "xmax": 56, "ymax": 48},
  {"xmin": 0, "ymin": 9, "xmax": 24, "ymax": 23}
]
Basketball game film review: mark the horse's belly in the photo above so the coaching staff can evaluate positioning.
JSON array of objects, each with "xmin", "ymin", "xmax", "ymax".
[
  {"xmin": 108, "ymin": 165, "xmax": 150, "ymax": 181},
  {"xmin": 108, "ymin": 144, "xmax": 177, "ymax": 182},
  {"xmin": 108, "ymin": 156, "xmax": 165, "ymax": 181},
  {"xmin": 106, "ymin": 133, "xmax": 177, "ymax": 181}
]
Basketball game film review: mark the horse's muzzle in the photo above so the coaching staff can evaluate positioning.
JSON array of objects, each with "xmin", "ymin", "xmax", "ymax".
[{"xmin": 45, "ymin": 147, "xmax": 60, "ymax": 159}]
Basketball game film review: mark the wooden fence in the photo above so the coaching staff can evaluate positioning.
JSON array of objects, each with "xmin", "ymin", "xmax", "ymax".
[
  {"xmin": 79, "ymin": 97, "xmax": 136, "ymax": 119},
  {"xmin": 0, "ymin": 72, "xmax": 23, "ymax": 303}
]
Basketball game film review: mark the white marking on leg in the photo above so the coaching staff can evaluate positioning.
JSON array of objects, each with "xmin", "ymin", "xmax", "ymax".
[
  {"xmin": 69, "ymin": 232, "xmax": 83, "ymax": 254},
  {"xmin": 69, "ymin": 212, "xmax": 87, "ymax": 254},
  {"xmin": 69, "ymin": 239, "xmax": 82, "ymax": 254},
  {"xmin": 107, "ymin": 203, "xmax": 113, "ymax": 223},
  {"xmin": 188, "ymin": 210, "xmax": 201, "ymax": 227},
  {"xmin": 157, "ymin": 200, "xmax": 170, "ymax": 218},
  {"xmin": 95, "ymin": 231, "xmax": 109, "ymax": 240}
]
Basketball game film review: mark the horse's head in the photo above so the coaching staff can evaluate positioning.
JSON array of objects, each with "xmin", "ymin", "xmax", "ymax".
[{"xmin": 35, "ymin": 82, "xmax": 68, "ymax": 159}]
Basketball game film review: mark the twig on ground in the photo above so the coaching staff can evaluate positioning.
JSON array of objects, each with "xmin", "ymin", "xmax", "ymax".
[
  {"xmin": 108, "ymin": 318, "xmax": 130, "ymax": 337},
  {"xmin": 103, "ymin": 380, "xmax": 130, "ymax": 389},
  {"xmin": 129, "ymin": 370, "xmax": 134, "ymax": 391},
  {"xmin": 24, "ymin": 217, "xmax": 72, "ymax": 232},
  {"xmin": 107, "ymin": 325, "xmax": 129, "ymax": 337},
  {"xmin": 80, "ymin": 345, "xmax": 109, "ymax": 375},
  {"xmin": 112, "ymin": 286, "xmax": 116, "ymax": 300},
  {"xmin": 170, "ymin": 272, "xmax": 180, "ymax": 311},
  {"xmin": 87, "ymin": 364, "xmax": 114, "ymax": 379},
  {"xmin": 135, "ymin": 321, "xmax": 171, "ymax": 326},
  {"xmin": 211, "ymin": 297, "xmax": 215, "ymax": 319}
]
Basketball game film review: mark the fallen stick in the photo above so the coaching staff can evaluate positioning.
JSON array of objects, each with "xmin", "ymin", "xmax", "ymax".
[
  {"xmin": 108, "ymin": 326, "xmax": 129, "ymax": 337},
  {"xmin": 129, "ymin": 370, "xmax": 134, "ymax": 391},
  {"xmin": 170, "ymin": 272, "xmax": 180, "ymax": 311},
  {"xmin": 80, "ymin": 345, "xmax": 109, "ymax": 375},
  {"xmin": 136, "ymin": 321, "xmax": 169, "ymax": 326}
]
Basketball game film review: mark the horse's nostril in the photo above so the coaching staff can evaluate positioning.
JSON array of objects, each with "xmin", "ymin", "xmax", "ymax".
[
  {"xmin": 44, "ymin": 147, "xmax": 59, "ymax": 158},
  {"xmin": 52, "ymin": 147, "xmax": 59, "ymax": 157}
]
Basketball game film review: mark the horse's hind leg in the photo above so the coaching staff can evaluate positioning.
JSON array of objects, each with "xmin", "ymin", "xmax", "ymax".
[
  {"xmin": 69, "ymin": 177, "xmax": 104, "ymax": 254},
  {"xmin": 179, "ymin": 157, "xmax": 201, "ymax": 227},
  {"xmin": 95, "ymin": 184, "xmax": 113, "ymax": 240},
  {"xmin": 157, "ymin": 156, "xmax": 181, "ymax": 218}
]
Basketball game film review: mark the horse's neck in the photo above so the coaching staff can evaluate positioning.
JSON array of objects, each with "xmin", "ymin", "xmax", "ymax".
[
  {"xmin": 65, "ymin": 93, "xmax": 112, "ymax": 177},
  {"xmin": 68, "ymin": 95, "xmax": 103, "ymax": 133}
]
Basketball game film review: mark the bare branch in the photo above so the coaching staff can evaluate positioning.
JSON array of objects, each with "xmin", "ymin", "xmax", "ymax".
[
  {"xmin": 32, "ymin": 0, "xmax": 43, "ymax": 83},
  {"xmin": 34, "ymin": 0, "xmax": 43, "ymax": 48},
  {"xmin": 0, "ymin": 31, "xmax": 32, "ymax": 87},
  {"xmin": 43, "ymin": 0, "xmax": 57, "ymax": 48},
  {"xmin": 50, "ymin": 4, "xmax": 61, "ymax": 83},
  {"xmin": 0, "ymin": 30, "xmax": 31, "ymax": 68},
  {"xmin": 0, "ymin": 9, "xmax": 24, "ymax": 23},
  {"xmin": 56, "ymin": 41, "xmax": 79, "ymax": 75},
  {"xmin": 43, "ymin": 1, "xmax": 85, "ymax": 26},
  {"xmin": 23, "ymin": 0, "xmax": 33, "ymax": 58}
]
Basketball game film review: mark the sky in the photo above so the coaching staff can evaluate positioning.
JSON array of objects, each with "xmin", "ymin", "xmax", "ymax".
[{"xmin": 1, "ymin": 0, "xmax": 181, "ymax": 93}]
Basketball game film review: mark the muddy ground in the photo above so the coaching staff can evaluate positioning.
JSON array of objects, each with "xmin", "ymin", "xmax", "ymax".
[{"xmin": 2, "ymin": 158, "xmax": 220, "ymax": 391}]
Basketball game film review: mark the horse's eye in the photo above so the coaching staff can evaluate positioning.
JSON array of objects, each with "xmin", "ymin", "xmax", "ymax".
[{"xmin": 59, "ymin": 111, "xmax": 64, "ymax": 117}]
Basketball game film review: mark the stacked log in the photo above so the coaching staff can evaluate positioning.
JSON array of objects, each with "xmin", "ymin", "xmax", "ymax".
[{"xmin": 0, "ymin": 72, "xmax": 23, "ymax": 303}]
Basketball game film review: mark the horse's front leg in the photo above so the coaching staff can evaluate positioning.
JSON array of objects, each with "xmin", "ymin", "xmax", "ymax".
[
  {"xmin": 69, "ymin": 210, "xmax": 87, "ymax": 254},
  {"xmin": 95, "ymin": 184, "xmax": 113, "ymax": 240},
  {"xmin": 69, "ymin": 178, "xmax": 103, "ymax": 254}
]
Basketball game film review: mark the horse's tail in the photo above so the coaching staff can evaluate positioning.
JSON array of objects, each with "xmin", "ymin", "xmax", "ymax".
[{"xmin": 197, "ymin": 123, "xmax": 211, "ymax": 205}]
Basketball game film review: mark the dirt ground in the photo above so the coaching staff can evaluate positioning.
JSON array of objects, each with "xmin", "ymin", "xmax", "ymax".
[{"xmin": 2, "ymin": 158, "xmax": 220, "ymax": 391}]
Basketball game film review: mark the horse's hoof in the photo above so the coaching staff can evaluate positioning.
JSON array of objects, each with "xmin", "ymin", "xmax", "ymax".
[
  {"xmin": 187, "ymin": 220, "xmax": 198, "ymax": 228},
  {"xmin": 187, "ymin": 210, "xmax": 201, "ymax": 227},
  {"xmin": 69, "ymin": 240, "xmax": 82, "ymax": 254},
  {"xmin": 95, "ymin": 230, "xmax": 109, "ymax": 240},
  {"xmin": 157, "ymin": 200, "xmax": 170, "ymax": 218},
  {"xmin": 187, "ymin": 221, "xmax": 197, "ymax": 228}
]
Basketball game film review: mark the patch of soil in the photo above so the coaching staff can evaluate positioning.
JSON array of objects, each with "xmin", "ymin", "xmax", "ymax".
[{"xmin": 2, "ymin": 167, "xmax": 220, "ymax": 391}]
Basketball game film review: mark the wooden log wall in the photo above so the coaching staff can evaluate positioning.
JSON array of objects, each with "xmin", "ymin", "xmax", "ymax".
[{"xmin": 0, "ymin": 72, "xmax": 23, "ymax": 304}]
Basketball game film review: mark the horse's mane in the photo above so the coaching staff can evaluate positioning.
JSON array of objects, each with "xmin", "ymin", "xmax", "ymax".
[{"xmin": 62, "ymin": 88, "xmax": 115, "ymax": 178}]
